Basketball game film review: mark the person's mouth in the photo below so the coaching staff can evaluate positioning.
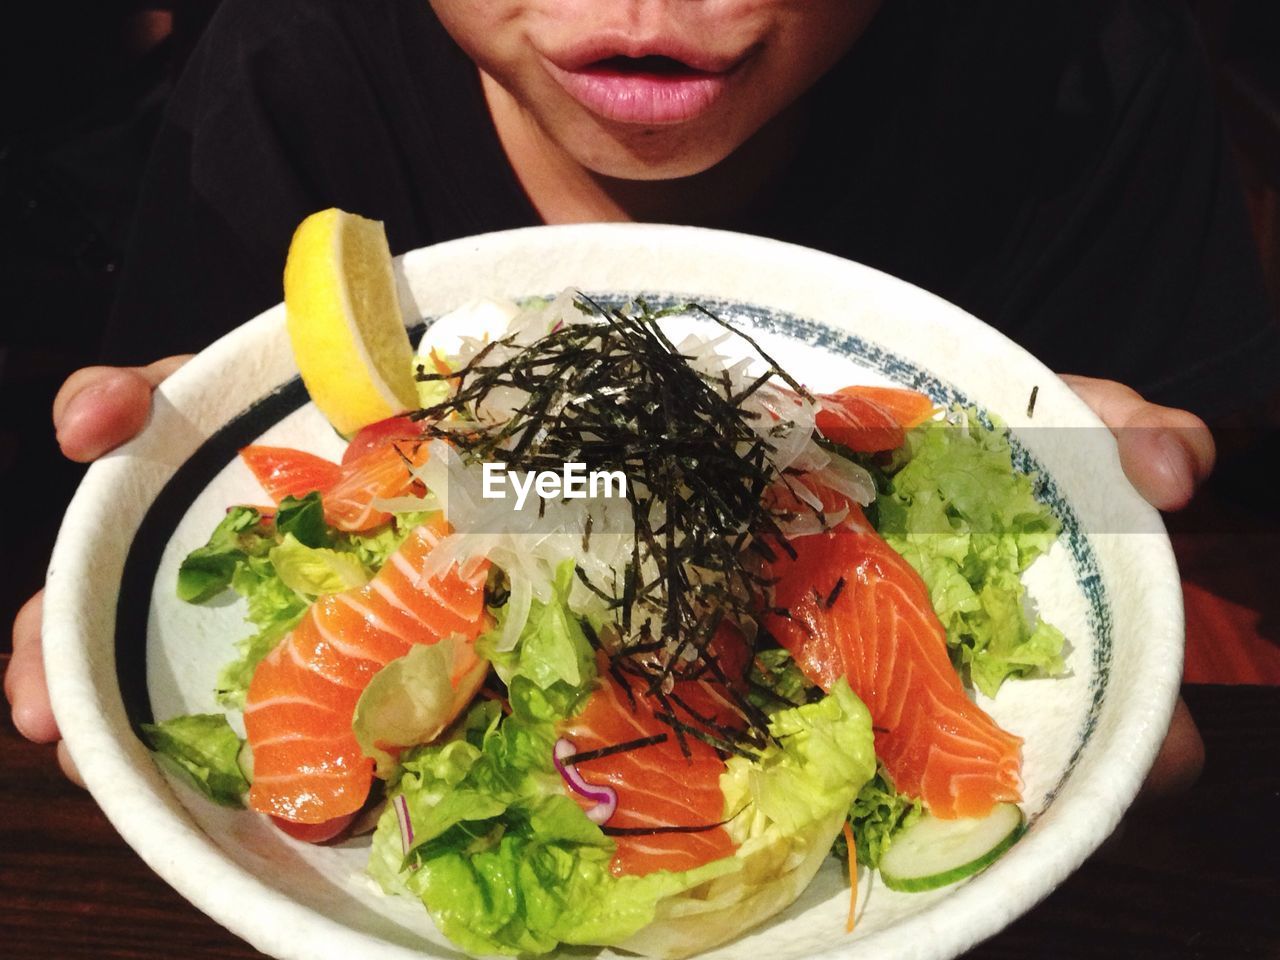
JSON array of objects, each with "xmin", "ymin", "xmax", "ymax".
[{"xmin": 543, "ymin": 41, "xmax": 754, "ymax": 126}]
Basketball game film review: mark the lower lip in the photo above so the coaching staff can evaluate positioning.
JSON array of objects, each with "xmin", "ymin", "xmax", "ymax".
[{"xmin": 546, "ymin": 61, "xmax": 731, "ymax": 125}]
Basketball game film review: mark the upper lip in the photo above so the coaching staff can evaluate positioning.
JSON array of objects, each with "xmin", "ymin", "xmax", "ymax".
[{"xmin": 545, "ymin": 33, "xmax": 754, "ymax": 74}]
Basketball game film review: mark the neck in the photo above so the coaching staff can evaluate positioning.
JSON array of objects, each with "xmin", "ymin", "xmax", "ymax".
[{"xmin": 481, "ymin": 71, "xmax": 803, "ymax": 227}]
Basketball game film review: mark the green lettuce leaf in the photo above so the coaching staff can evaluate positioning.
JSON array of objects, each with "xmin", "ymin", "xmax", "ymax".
[
  {"xmin": 747, "ymin": 646, "xmax": 820, "ymax": 711},
  {"xmin": 268, "ymin": 533, "xmax": 371, "ymax": 596},
  {"xmin": 406, "ymin": 798, "xmax": 732, "ymax": 957},
  {"xmin": 140, "ymin": 713, "xmax": 249, "ymax": 807},
  {"xmin": 274, "ymin": 493, "xmax": 329, "ymax": 547},
  {"xmin": 368, "ymin": 577, "xmax": 740, "ymax": 955},
  {"xmin": 624, "ymin": 679, "xmax": 875, "ymax": 958},
  {"xmin": 879, "ymin": 412, "xmax": 1066, "ymax": 697},
  {"xmin": 368, "ymin": 568, "xmax": 879, "ymax": 956},
  {"xmin": 350, "ymin": 511, "xmax": 433, "ymax": 569},
  {"xmin": 833, "ymin": 765, "xmax": 923, "ymax": 870},
  {"xmin": 176, "ymin": 507, "xmax": 271, "ymax": 603},
  {"xmin": 722, "ymin": 678, "xmax": 876, "ymax": 843},
  {"xmin": 478, "ymin": 560, "xmax": 596, "ymax": 721},
  {"xmin": 352, "ymin": 638, "xmax": 468, "ymax": 778},
  {"xmin": 370, "ymin": 670, "xmax": 875, "ymax": 954},
  {"xmin": 369, "ymin": 697, "xmax": 734, "ymax": 956},
  {"xmin": 214, "ymin": 553, "xmax": 309, "ymax": 707}
]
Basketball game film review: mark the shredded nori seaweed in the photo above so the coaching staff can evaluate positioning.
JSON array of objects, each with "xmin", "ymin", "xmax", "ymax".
[
  {"xmin": 559, "ymin": 734, "xmax": 669, "ymax": 767},
  {"xmin": 414, "ymin": 296, "xmax": 821, "ymax": 746}
]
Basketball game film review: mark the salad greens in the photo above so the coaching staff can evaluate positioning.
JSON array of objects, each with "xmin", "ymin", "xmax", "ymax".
[
  {"xmin": 878, "ymin": 411, "xmax": 1066, "ymax": 697},
  {"xmin": 368, "ymin": 576, "xmax": 734, "ymax": 954},
  {"xmin": 836, "ymin": 767, "xmax": 924, "ymax": 870},
  {"xmin": 369, "ymin": 577, "xmax": 875, "ymax": 955},
  {"xmin": 721, "ymin": 680, "xmax": 875, "ymax": 842},
  {"xmin": 140, "ymin": 713, "xmax": 249, "ymax": 807},
  {"xmin": 149, "ymin": 300, "xmax": 1069, "ymax": 958},
  {"xmin": 478, "ymin": 561, "xmax": 597, "ymax": 710},
  {"xmin": 353, "ymin": 639, "xmax": 469, "ymax": 778},
  {"xmin": 749, "ymin": 648, "xmax": 923, "ymax": 870},
  {"xmin": 172, "ymin": 493, "xmax": 429, "ymax": 707}
]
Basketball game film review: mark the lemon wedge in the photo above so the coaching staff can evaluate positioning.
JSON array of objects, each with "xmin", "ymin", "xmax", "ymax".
[{"xmin": 283, "ymin": 209, "xmax": 418, "ymax": 436}]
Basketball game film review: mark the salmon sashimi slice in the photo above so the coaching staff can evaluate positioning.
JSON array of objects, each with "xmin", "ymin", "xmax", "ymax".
[
  {"xmin": 761, "ymin": 505, "xmax": 1022, "ymax": 820},
  {"xmin": 321, "ymin": 443, "xmax": 416, "ymax": 532},
  {"xmin": 813, "ymin": 385, "xmax": 936, "ymax": 453},
  {"xmin": 558, "ymin": 655, "xmax": 743, "ymax": 877},
  {"xmin": 830, "ymin": 385, "xmax": 936, "ymax": 429},
  {"xmin": 240, "ymin": 441, "xmax": 427, "ymax": 533},
  {"xmin": 240, "ymin": 446, "xmax": 343, "ymax": 502},
  {"xmin": 244, "ymin": 516, "xmax": 489, "ymax": 824}
]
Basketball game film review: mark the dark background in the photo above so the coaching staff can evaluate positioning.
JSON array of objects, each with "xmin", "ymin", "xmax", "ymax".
[{"xmin": 1, "ymin": 3, "xmax": 1278, "ymax": 672}]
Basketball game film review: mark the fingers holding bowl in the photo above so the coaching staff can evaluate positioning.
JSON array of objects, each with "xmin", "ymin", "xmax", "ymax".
[
  {"xmin": 1058, "ymin": 375, "xmax": 1215, "ymax": 512},
  {"xmin": 53, "ymin": 355, "xmax": 193, "ymax": 462},
  {"xmin": 6, "ymin": 590, "xmax": 58, "ymax": 743},
  {"xmin": 12, "ymin": 355, "xmax": 191, "ymax": 779}
]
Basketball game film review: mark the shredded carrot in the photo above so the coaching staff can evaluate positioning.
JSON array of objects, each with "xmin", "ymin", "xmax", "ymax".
[
  {"xmin": 429, "ymin": 347, "xmax": 453, "ymax": 377},
  {"xmin": 842, "ymin": 821, "xmax": 858, "ymax": 933}
]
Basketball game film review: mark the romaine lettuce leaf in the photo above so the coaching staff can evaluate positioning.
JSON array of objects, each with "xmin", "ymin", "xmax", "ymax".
[
  {"xmin": 368, "ymin": 695, "xmax": 735, "ymax": 956},
  {"xmin": 268, "ymin": 533, "xmax": 370, "ymax": 595},
  {"xmin": 274, "ymin": 493, "xmax": 328, "ymax": 547},
  {"xmin": 140, "ymin": 713, "xmax": 249, "ymax": 807},
  {"xmin": 878, "ymin": 412, "xmax": 1066, "ymax": 697},
  {"xmin": 352, "ymin": 638, "xmax": 468, "ymax": 777},
  {"xmin": 406, "ymin": 798, "xmax": 733, "ymax": 957},
  {"xmin": 367, "ymin": 576, "xmax": 744, "ymax": 955},
  {"xmin": 479, "ymin": 560, "xmax": 596, "ymax": 721},
  {"xmin": 369, "ymin": 632, "xmax": 876, "ymax": 957},
  {"xmin": 747, "ymin": 646, "xmax": 819, "ymax": 711},
  {"xmin": 721, "ymin": 678, "xmax": 875, "ymax": 844},
  {"xmin": 624, "ymin": 679, "xmax": 874, "ymax": 958},
  {"xmin": 350, "ymin": 511, "xmax": 433, "ymax": 569},
  {"xmin": 214, "ymin": 553, "xmax": 309, "ymax": 707}
]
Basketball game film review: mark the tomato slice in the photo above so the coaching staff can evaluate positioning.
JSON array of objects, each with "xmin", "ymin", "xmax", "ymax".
[
  {"xmin": 269, "ymin": 811, "xmax": 357, "ymax": 844},
  {"xmin": 342, "ymin": 415, "xmax": 422, "ymax": 465}
]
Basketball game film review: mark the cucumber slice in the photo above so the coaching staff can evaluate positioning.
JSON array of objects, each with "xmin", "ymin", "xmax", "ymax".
[{"xmin": 879, "ymin": 802, "xmax": 1025, "ymax": 892}]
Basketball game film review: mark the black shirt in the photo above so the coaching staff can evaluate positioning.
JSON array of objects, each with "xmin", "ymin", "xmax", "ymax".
[{"xmin": 104, "ymin": 0, "xmax": 1280, "ymax": 419}]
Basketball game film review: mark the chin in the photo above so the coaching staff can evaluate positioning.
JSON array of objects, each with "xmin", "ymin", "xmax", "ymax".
[{"xmin": 569, "ymin": 122, "xmax": 745, "ymax": 182}]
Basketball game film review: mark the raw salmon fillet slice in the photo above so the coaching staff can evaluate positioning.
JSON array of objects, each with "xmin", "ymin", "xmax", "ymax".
[
  {"xmin": 829, "ymin": 385, "xmax": 936, "ymax": 428},
  {"xmin": 558, "ymin": 654, "xmax": 743, "ymax": 877},
  {"xmin": 813, "ymin": 385, "xmax": 935, "ymax": 453},
  {"xmin": 244, "ymin": 516, "xmax": 489, "ymax": 823},
  {"xmin": 240, "ymin": 441, "xmax": 426, "ymax": 532},
  {"xmin": 762, "ymin": 505, "xmax": 1022, "ymax": 819},
  {"xmin": 239, "ymin": 446, "xmax": 342, "ymax": 502}
]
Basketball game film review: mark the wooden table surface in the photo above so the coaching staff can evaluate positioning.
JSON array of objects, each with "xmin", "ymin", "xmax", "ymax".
[{"xmin": 2, "ymin": 682, "xmax": 1277, "ymax": 959}]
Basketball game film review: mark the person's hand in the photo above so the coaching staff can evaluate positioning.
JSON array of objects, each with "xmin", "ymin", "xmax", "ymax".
[
  {"xmin": 5, "ymin": 356, "xmax": 190, "ymax": 783},
  {"xmin": 1061, "ymin": 374, "xmax": 1212, "ymax": 799},
  {"xmin": 1061, "ymin": 374, "xmax": 1216, "ymax": 512}
]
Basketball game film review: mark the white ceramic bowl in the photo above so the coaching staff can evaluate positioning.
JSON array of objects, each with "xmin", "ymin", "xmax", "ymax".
[{"xmin": 43, "ymin": 223, "xmax": 1182, "ymax": 960}]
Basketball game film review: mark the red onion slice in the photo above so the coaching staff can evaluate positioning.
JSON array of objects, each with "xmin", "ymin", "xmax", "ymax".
[
  {"xmin": 395, "ymin": 793, "xmax": 415, "ymax": 856},
  {"xmin": 553, "ymin": 738, "xmax": 618, "ymax": 825}
]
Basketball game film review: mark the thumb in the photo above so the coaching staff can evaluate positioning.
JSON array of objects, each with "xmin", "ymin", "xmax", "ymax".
[
  {"xmin": 53, "ymin": 355, "xmax": 192, "ymax": 462},
  {"xmin": 1060, "ymin": 375, "xmax": 1215, "ymax": 512}
]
